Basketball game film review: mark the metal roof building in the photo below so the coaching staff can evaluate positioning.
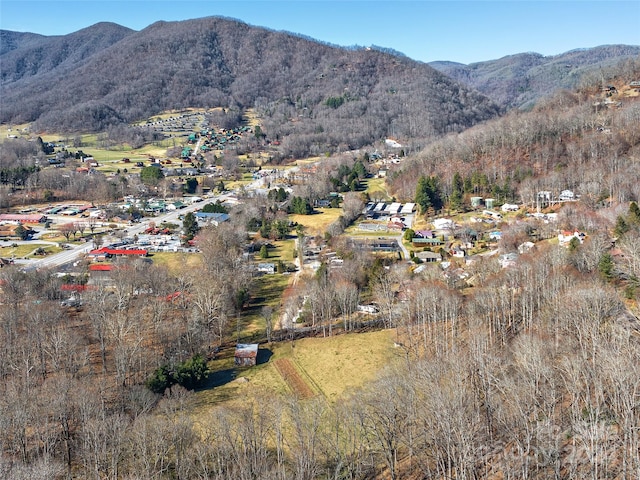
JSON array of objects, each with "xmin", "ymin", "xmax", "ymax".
[{"xmin": 234, "ymin": 343, "xmax": 259, "ymax": 367}]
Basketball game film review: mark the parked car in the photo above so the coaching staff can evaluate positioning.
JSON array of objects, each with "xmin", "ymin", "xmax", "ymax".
[{"xmin": 61, "ymin": 296, "xmax": 82, "ymax": 307}]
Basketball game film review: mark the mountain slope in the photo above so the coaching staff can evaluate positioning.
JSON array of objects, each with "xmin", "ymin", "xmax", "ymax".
[
  {"xmin": 0, "ymin": 17, "xmax": 501, "ymax": 155},
  {"xmin": 430, "ymin": 45, "xmax": 640, "ymax": 109},
  {"xmin": 0, "ymin": 22, "xmax": 134, "ymax": 85}
]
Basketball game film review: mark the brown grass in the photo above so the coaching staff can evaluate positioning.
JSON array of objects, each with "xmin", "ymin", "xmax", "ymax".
[
  {"xmin": 148, "ymin": 252, "xmax": 203, "ymax": 273},
  {"xmin": 273, "ymin": 358, "xmax": 316, "ymax": 399},
  {"xmin": 290, "ymin": 208, "xmax": 343, "ymax": 236}
]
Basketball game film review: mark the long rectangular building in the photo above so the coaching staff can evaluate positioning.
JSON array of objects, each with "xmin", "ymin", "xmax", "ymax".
[
  {"xmin": 400, "ymin": 203, "xmax": 415, "ymax": 214},
  {"xmin": 0, "ymin": 213, "xmax": 47, "ymax": 223}
]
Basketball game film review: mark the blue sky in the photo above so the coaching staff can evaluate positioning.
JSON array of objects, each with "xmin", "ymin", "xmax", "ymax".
[{"xmin": 1, "ymin": 1, "xmax": 638, "ymax": 64}]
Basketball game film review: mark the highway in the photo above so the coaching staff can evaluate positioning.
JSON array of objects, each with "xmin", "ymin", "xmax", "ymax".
[{"xmin": 14, "ymin": 192, "xmax": 234, "ymax": 271}]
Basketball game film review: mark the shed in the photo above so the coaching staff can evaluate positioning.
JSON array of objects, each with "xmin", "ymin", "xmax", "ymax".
[{"xmin": 234, "ymin": 343, "xmax": 259, "ymax": 367}]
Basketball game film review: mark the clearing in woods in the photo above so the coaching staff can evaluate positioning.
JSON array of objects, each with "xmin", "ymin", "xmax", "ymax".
[
  {"xmin": 192, "ymin": 329, "xmax": 397, "ymax": 411},
  {"xmin": 289, "ymin": 207, "xmax": 344, "ymax": 237}
]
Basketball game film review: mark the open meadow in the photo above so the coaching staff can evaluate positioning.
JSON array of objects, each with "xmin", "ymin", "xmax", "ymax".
[
  {"xmin": 289, "ymin": 208, "xmax": 343, "ymax": 237},
  {"xmin": 192, "ymin": 328, "xmax": 397, "ymax": 411}
]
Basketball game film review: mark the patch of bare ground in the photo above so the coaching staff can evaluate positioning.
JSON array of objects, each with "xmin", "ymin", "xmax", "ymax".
[{"xmin": 273, "ymin": 358, "xmax": 315, "ymax": 399}]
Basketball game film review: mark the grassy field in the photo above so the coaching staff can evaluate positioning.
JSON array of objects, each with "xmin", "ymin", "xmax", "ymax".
[
  {"xmin": 279, "ymin": 329, "xmax": 397, "ymax": 400},
  {"xmin": 364, "ymin": 176, "xmax": 391, "ymax": 201},
  {"xmin": 290, "ymin": 208, "xmax": 343, "ymax": 237},
  {"xmin": 258, "ymin": 238, "xmax": 296, "ymax": 263},
  {"xmin": 193, "ymin": 328, "xmax": 397, "ymax": 410},
  {"xmin": 148, "ymin": 251, "xmax": 203, "ymax": 273},
  {"xmin": 0, "ymin": 123, "xmax": 30, "ymax": 139},
  {"xmin": 0, "ymin": 243, "xmax": 62, "ymax": 258}
]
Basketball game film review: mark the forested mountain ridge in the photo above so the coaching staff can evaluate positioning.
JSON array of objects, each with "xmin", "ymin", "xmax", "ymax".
[
  {"xmin": 388, "ymin": 58, "xmax": 640, "ymax": 210},
  {"xmin": 0, "ymin": 23, "xmax": 134, "ymax": 83},
  {"xmin": 430, "ymin": 45, "xmax": 640, "ymax": 110},
  {"xmin": 1, "ymin": 17, "xmax": 502, "ymax": 156}
]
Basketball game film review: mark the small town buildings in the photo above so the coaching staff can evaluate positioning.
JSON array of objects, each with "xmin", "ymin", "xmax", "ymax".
[
  {"xmin": 499, "ymin": 253, "xmax": 519, "ymax": 268},
  {"xmin": 558, "ymin": 231, "xmax": 585, "ymax": 246},
  {"xmin": 559, "ymin": 190, "xmax": 575, "ymax": 201},
  {"xmin": 87, "ymin": 247, "xmax": 148, "ymax": 260},
  {"xmin": 412, "ymin": 236, "xmax": 443, "ymax": 247},
  {"xmin": 518, "ymin": 241, "xmax": 535, "ymax": 254},
  {"xmin": 0, "ymin": 224, "xmax": 21, "ymax": 238},
  {"xmin": 234, "ymin": 343, "xmax": 259, "ymax": 366},
  {"xmin": 257, "ymin": 263, "xmax": 276, "ymax": 274},
  {"xmin": 483, "ymin": 210, "xmax": 503, "ymax": 221},
  {"xmin": 357, "ymin": 304, "xmax": 379, "ymax": 314},
  {"xmin": 400, "ymin": 203, "xmax": 415, "ymax": 214},
  {"xmin": 0, "ymin": 213, "xmax": 47, "ymax": 223},
  {"xmin": 166, "ymin": 201, "xmax": 186, "ymax": 211},
  {"xmin": 385, "ymin": 202, "xmax": 402, "ymax": 215}
]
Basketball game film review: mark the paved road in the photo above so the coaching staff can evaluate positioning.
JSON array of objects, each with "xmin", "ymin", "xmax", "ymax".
[
  {"xmin": 11, "ymin": 162, "xmax": 298, "ymax": 272},
  {"xmin": 21, "ymin": 241, "xmax": 95, "ymax": 271},
  {"xmin": 14, "ymin": 192, "xmax": 233, "ymax": 271}
]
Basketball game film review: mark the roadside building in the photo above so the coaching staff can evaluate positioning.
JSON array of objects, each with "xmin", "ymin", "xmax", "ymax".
[
  {"xmin": 194, "ymin": 212, "xmax": 230, "ymax": 226},
  {"xmin": 0, "ymin": 213, "xmax": 47, "ymax": 223}
]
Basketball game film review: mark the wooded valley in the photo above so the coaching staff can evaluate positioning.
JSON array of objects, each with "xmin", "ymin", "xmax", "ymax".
[{"xmin": 1, "ymin": 16, "xmax": 639, "ymax": 480}]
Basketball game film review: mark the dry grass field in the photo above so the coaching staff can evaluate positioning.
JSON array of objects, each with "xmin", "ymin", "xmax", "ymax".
[
  {"xmin": 282, "ymin": 329, "xmax": 397, "ymax": 400},
  {"xmin": 0, "ymin": 243, "xmax": 62, "ymax": 258},
  {"xmin": 253, "ymin": 237, "xmax": 296, "ymax": 264},
  {"xmin": 149, "ymin": 251, "xmax": 203, "ymax": 273},
  {"xmin": 289, "ymin": 208, "xmax": 343, "ymax": 236},
  {"xmin": 193, "ymin": 328, "xmax": 397, "ymax": 412},
  {"xmin": 364, "ymin": 176, "xmax": 392, "ymax": 201}
]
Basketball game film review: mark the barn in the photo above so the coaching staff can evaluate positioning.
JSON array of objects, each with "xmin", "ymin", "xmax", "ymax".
[{"xmin": 234, "ymin": 343, "xmax": 259, "ymax": 367}]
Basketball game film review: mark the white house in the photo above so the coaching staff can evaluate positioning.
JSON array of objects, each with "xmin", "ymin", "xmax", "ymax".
[
  {"xmin": 483, "ymin": 210, "xmax": 503, "ymax": 220},
  {"xmin": 558, "ymin": 231, "xmax": 585, "ymax": 247},
  {"xmin": 501, "ymin": 204, "xmax": 520, "ymax": 212},
  {"xmin": 559, "ymin": 190, "xmax": 575, "ymax": 201},
  {"xmin": 358, "ymin": 304, "xmax": 379, "ymax": 314},
  {"xmin": 257, "ymin": 263, "xmax": 276, "ymax": 274}
]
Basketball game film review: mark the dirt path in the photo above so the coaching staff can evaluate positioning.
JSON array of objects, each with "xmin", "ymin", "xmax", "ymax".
[{"xmin": 273, "ymin": 358, "xmax": 315, "ymax": 399}]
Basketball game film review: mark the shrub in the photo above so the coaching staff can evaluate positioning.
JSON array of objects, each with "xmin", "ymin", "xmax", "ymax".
[{"xmin": 146, "ymin": 354, "xmax": 210, "ymax": 394}]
